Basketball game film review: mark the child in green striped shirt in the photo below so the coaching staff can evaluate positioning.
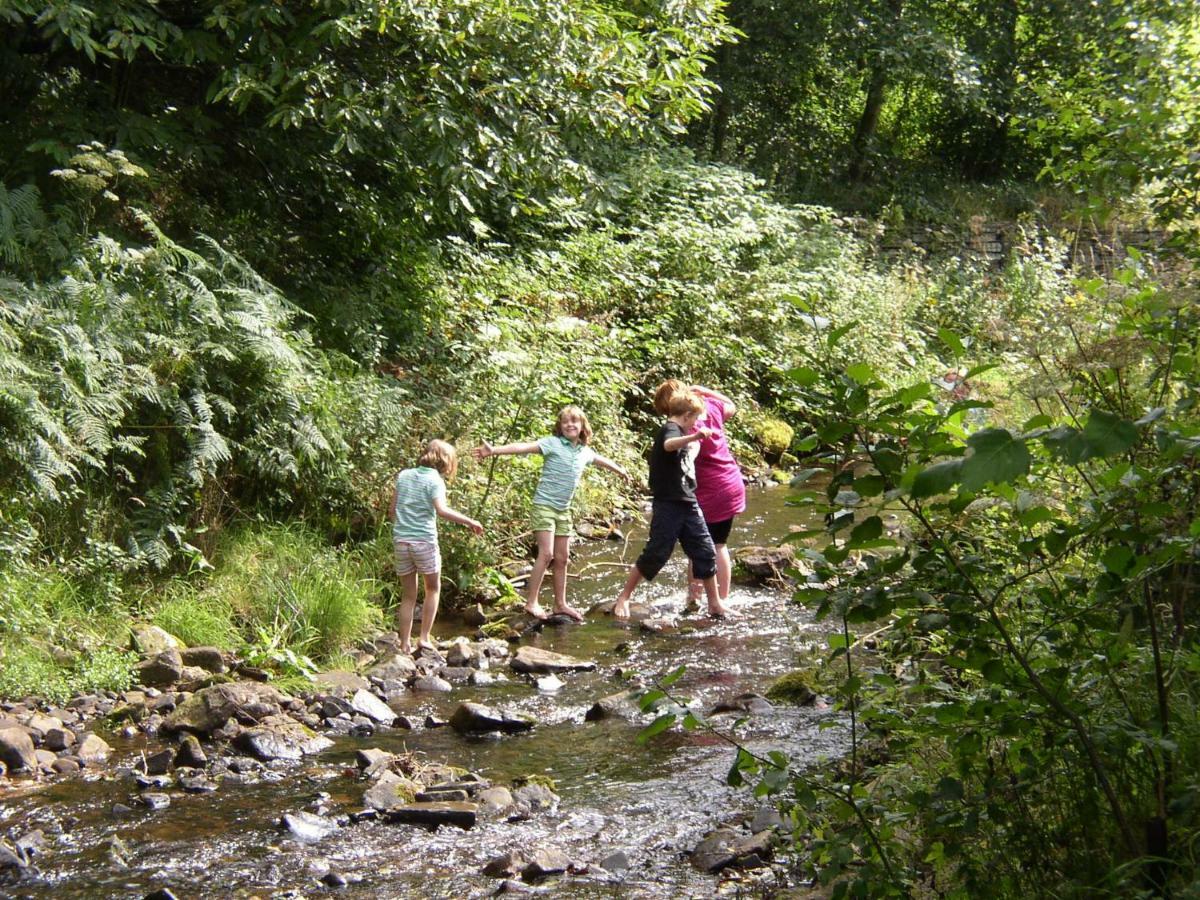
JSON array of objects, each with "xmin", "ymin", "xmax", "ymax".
[{"xmin": 474, "ymin": 406, "xmax": 629, "ymax": 621}]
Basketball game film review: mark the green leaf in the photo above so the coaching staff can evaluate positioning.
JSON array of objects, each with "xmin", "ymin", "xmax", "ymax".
[
  {"xmin": 848, "ymin": 515, "xmax": 883, "ymax": 545},
  {"xmin": 637, "ymin": 713, "xmax": 676, "ymax": 744},
  {"xmin": 853, "ymin": 474, "xmax": 886, "ymax": 497},
  {"xmin": 938, "ymin": 328, "xmax": 966, "ymax": 357},
  {"xmin": 786, "ymin": 365, "xmax": 819, "ymax": 386},
  {"xmin": 961, "ymin": 429, "xmax": 1030, "ymax": 491},
  {"xmin": 911, "ymin": 460, "xmax": 963, "ymax": 498},
  {"xmin": 660, "ymin": 665, "xmax": 687, "ymax": 687},
  {"xmin": 828, "ymin": 321, "xmax": 857, "ymax": 347},
  {"xmin": 1101, "ymin": 544, "xmax": 1134, "ymax": 575},
  {"xmin": 846, "ymin": 362, "xmax": 874, "ymax": 384},
  {"xmin": 1082, "ymin": 409, "xmax": 1138, "ymax": 457}
]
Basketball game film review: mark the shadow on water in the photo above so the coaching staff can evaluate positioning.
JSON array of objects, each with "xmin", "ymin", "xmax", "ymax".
[{"xmin": 0, "ymin": 486, "xmax": 847, "ymax": 898}]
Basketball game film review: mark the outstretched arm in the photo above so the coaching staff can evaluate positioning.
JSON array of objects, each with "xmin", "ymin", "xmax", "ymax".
[
  {"xmin": 472, "ymin": 440, "xmax": 542, "ymax": 460},
  {"xmin": 593, "ymin": 453, "xmax": 631, "ymax": 481},
  {"xmin": 664, "ymin": 427, "xmax": 714, "ymax": 452},
  {"xmin": 691, "ymin": 385, "xmax": 736, "ymax": 417},
  {"xmin": 434, "ymin": 496, "xmax": 484, "ymax": 534}
]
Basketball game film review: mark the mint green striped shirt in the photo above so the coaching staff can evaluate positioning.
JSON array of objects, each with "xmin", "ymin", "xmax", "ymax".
[
  {"xmin": 532, "ymin": 436, "xmax": 596, "ymax": 511},
  {"xmin": 392, "ymin": 467, "xmax": 445, "ymax": 542}
]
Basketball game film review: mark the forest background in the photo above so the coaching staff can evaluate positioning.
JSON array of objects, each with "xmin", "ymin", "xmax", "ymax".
[{"xmin": 2, "ymin": 0, "xmax": 1199, "ymax": 894}]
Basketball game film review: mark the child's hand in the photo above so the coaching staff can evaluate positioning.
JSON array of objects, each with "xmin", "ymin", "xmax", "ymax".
[
  {"xmin": 696, "ymin": 426, "xmax": 716, "ymax": 441},
  {"xmin": 472, "ymin": 442, "xmax": 493, "ymax": 461},
  {"xmin": 467, "ymin": 518, "xmax": 484, "ymax": 536}
]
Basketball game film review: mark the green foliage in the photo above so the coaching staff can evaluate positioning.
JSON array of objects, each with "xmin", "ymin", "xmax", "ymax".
[
  {"xmin": 754, "ymin": 249, "xmax": 1200, "ymax": 895},
  {"xmin": 151, "ymin": 591, "xmax": 239, "ymax": 649},
  {"xmin": 749, "ymin": 416, "xmax": 794, "ymax": 459}
]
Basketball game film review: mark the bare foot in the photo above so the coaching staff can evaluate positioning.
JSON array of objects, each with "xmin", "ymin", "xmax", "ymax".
[
  {"xmin": 416, "ymin": 640, "xmax": 437, "ymax": 652},
  {"xmin": 706, "ymin": 603, "xmax": 730, "ymax": 619},
  {"xmin": 399, "ymin": 644, "xmax": 412, "ymax": 656},
  {"xmin": 524, "ymin": 603, "xmax": 549, "ymax": 620},
  {"xmin": 553, "ymin": 605, "xmax": 585, "ymax": 623},
  {"xmin": 611, "ymin": 599, "xmax": 630, "ymax": 620}
]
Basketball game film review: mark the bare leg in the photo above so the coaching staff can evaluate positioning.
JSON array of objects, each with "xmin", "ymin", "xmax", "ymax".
[
  {"xmin": 551, "ymin": 534, "xmax": 583, "ymax": 621},
  {"xmin": 686, "ymin": 560, "xmax": 703, "ymax": 606},
  {"xmin": 702, "ymin": 574, "xmax": 728, "ymax": 618},
  {"xmin": 612, "ymin": 566, "xmax": 645, "ymax": 619},
  {"xmin": 715, "ymin": 543, "xmax": 732, "ymax": 601},
  {"xmin": 417, "ymin": 571, "xmax": 441, "ymax": 650},
  {"xmin": 524, "ymin": 530, "xmax": 553, "ymax": 618},
  {"xmin": 397, "ymin": 570, "xmax": 419, "ymax": 654}
]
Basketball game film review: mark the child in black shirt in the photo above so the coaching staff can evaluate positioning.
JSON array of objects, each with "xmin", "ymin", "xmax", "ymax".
[{"xmin": 612, "ymin": 390, "xmax": 729, "ymax": 618}]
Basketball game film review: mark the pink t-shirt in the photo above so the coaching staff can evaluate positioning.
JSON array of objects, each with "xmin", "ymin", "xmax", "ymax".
[{"xmin": 693, "ymin": 396, "xmax": 746, "ymax": 523}]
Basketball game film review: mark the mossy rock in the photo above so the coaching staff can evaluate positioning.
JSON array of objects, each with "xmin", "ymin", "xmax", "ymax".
[
  {"xmin": 512, "ymin": 773, "xmax": 557, "ymax": 791},
  {"xmin": 765, "ymin": 670, "xmax": 818, "ymax": 706},
  {"xmin": 749, "ymin": 416, "xmax": 795, "ymax": 460}
]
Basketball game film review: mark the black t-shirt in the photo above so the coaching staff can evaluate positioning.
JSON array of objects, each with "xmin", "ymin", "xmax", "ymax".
[{"xmin": 648, "ymin": 421, "xmax": 696, "ymax": 501}]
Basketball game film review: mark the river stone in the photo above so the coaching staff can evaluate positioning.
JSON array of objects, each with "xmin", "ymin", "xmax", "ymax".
[
  {"xmin": 237, "ymin": 715, "xmax": 333, "ymax": 761},
  {"xmin": 136, "ymin": 649, "xmax": 184, "ymax": 687},
  {"xmin": 708, "ymin": 693, "xmax": 773, "ymax": 716},
  {"xmin": 281, "ymin": 810, "xmax": 338, "ymax": 842},
  {"xmin": 384, "ymin": 801, "xmax": 477, "ymax": 830},
  {"xmin": 131, "ymin": 624, "xmax": 182, "ymax": 657},
  {"xmin": 177, "ymin": 771, "xmax": 216, "ymax": 793},
  {"xmin": 600, "ymin": 850, "xmax": 630, "ymax": 873},
  {"xmin": 141, "ymin": 748, "xmax": 174, "ymax": 775},
  {"xmin": 356, "ymin": 747, "xmax": 392, "ymax": 771},
  {"xmin": 521, "ymin": 847, "xmax": 570, "ymax": 881},
  {"xmin": 350, "ymin": 689, "xmax": 396, "ymax": 725},
  {"xmin": 477, "ymin": 786, "xmax": 515, "ymax": 817},
  {"xmin": 25, "ymin": 712, "xmax": 64, "ymax": 738},
  {"xmin": 366, "ymin": 654, "xmax": 418, "ymax": 682},
  {"xmin": 77, "ymin": 733, "xmax": 112, "ymax": 765},
  {"xmin": 313, "ymin": 670, "xmax": 370, "ymax": 694},
  {"xmin": 179, "ymin": 646, "xmax": 227, "ymax": 674},
  {"xmin": 512, "ymin": 782, "xmax": 559, "ymax": 814},
  {"xmin": 163, "ymin": 682, "xmax": 289, "ymax": 737},
  {"xmin": 446, "ymin": 640, "xmax": 479, "ymax": 667},
  {"xmin": 0, "ymin": 842, "xmax": 27, "ymax": 870},
  {"xmin": 141, "ymin": 792, "xmax": 171, "ymax": 811},
  {"xmin": 44, "ymin": 727, "xmax": 75, "ymax": 751},
  {"xmin": 175, "ymin": 734, "xmax": 207, "ymax": 769},
  {"xmin": 690, "ymin": 828, "xmax": 775, "ymax": 873},
  {"xmin": 733, "ymin": 545, "xmax": 795, "ymax": 583},
  {"xmin": 416, "ymin": 788, "xmax": 469, "ymax": 802},
  {"xmin": 449, "ymin": 702, "xmax": 534, "ymax": 736},
  {"xmin": 35, "ymin": 748, "xmax": 57, "ymax": 771},
  {"xmin": 0, "ymin": 726, "xmax": 38, "ymax": 773},
  {"xmin": 510, "ymin": 647, "xmax": 595, "ymax": 675},
  {"xmin": 15, "ymin": 829, "xmax": 45, "ymax": 858},
  {"xmin": 363, "ymin": 773, "xmax": 419, "ymax": 812},
  {"xmin": 412, "ymin": 675, "xmax": 452, "ymax": 693},
  {"xmin": 584, "ymin": 690, "xmax": 641, "ymax": 722},
  {"xmin": 52, "ymin": 757, "xmax": 81, "ymax": 775},
  {"xmin": 483, "ymin": 850, "xmax": 527, "ymax": 877}
]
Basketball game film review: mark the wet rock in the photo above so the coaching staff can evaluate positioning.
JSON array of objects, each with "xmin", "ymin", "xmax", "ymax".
[
  {"xmin": 136, "ymin": 773, "xmax": 173, "ymax": 790},
  {"xmin": 174, "ymin": 734, "xmax": 207, "ymax": 769},
  {"xmin": 143, "ymin": 748, "xmax": 174, "ymax": 775},
  {"xmin": 416, "ymin": 788, "xmax": 469, "ymax": 802},
  {"xmin": 363, "ymin": 773, "xmax": 419, "ymax": 812},
  {"xmin": 521, "ymin": 847, "xmax": 570, "ymax": 881},
  {"xmin": 535, "ymin": 675, "xmax": 564, "ymax": 693},
  {"xmin": 179, "ymin": 646, "xmax": 227, "ymax": 674},
  {"xmin": 446, "ymin": 640, "xmax": 479, "ymax": 667},
  {"xmin": 423, "ymin": 714, "xmax": 448, "ymax": 728},
  {"xmin": 384, "ymin": 801, "xmax": 478, "ymax": 830},
  {"xmin": 0, "ymin": 841, "xmax": 28, "ymax": 870},
  {"xmin": 470, "ymin": 671, "xmax": 497, "ymax": 686},
  {"xmin": 349, "ymin": 689, "xmax": 396, "ymax": 725},
  {"xmin": 708, "ymin": 693, "xmax": 773, "ymax": 716},
  {"xmin": 355, "ymin": 747, "xmax": 392, "ymax": 771},
  {"xmin": 43, "ymin": 727, "xmax": 75, "ymax": 752},
  {"xmin": 136, "ymin": 648, "xmax": 184, "ymax": 687},
  {"xmin": 52, "ymin": 757, "xmax": 81, "ymax": 776},
  {"xmin": 495, "ymin": 879, "xmax": 541, "ymax": 894},
  {"xmin": 510, "ymin": 647, "xmax": 595, "ymax": 675},
  {"xmin": 366, "ymin": 654, "xmax": 418, "ymax": 682},
  {"xmin": 111, "ymin": 802, "xmax": 135, "ymax": 816},
  {"xmin": 0, "ymin": 726, "xmax": 38, "ymax": 773},
  {"xmin": 639, "ymin": 616, "xmax": 679, "ymax": 634},
  {"xmin": 600, "ymin": 850, "xmax": 629, "ymax": 873},
  {"xmin": 541, "ymin": 613, "xmax": 579, "ymax": 628},
  {"xmin": 140, "ymin": 792, "xmax": 171, "ymax": 811},
  {"xmin": 512, "ymin": 782, "xmax": 559, "ymax": 815},
  {"xmin": 162, "ymin": 682, "xmax": 289, "ymax": 737},
  {"xmin": 411, "ymin": 675, "xmax": 452, "ymax": 693},
  {"xmin": 281, "ymin": 810, "xmax": 338, "ymax": 842},
  {"xmin": 449, "ymin": 702, "xmax": 534, "ymax": 736},
  {"xmin": 477, "ymin": 786, "xmax": 514, "ymax": 816},
  {"xmin": 313, "ymin": 671, "xmax": 370, "ymax": 694},
  {"xmin": 750, "ymin": 805, "xmax": 788, "ymax": 833},
  {"xmin": 77, "ymin": 733, "xmax": 112, "ymax": 765},
  {"xmin": 236, "ymin": 714, "xmax": 333, "ymax": 761},
  {"xmin": 321, "ymin": 870, "xmax": 348, "ymax": 888},
  {"xmin": 393, "ymin": 714, "xmax": 416, "ymax": 730},
  {"xmin": 131, "ymin": 624, "xmax": 182, "ymax": 657},
  {"xmin": 33, "ymin": 748, "xmax": 56, "ymax": 771},
  {"xmin": 690, "ymin": 828, "xmax": 775, "ymax": 873},
  {"xmin": 143, "ymin": 889, "xmax": 180, "ymax": 900},
  {"xmin": 439, "ymin": 666, "xmax": 474, "ymax": 684},
  {"xmin": 177, "ymin": 771, "xmax": 216, "ymax": 793},
  {"xmin": 733, "ymin": 545, "xmax": 795, "ymax": 583},
  {"xmin": 318, "ymin": 696, "xmax": 354, "ymax": 719},
  {"xmin": 584, "ymin": 690, "xmax": 641, "ymax": 722},
  {"xmin": 483, "ymin": 849, "xmax": 527, "ymax": 877},
  {"xmin": 765, "ymin": 670, "xmax": 818, "ymax": 706},
  {"xmin": 588, "ymin": 599, "xmax": 653, "ymax": 621},
  {"xmin": 152, "ymin": 692, "xmax": 178, "ymax": 713},
  {"xmin": 25, "ymin": 712, "xmax": 64, "ymax": 738},
  {"xmin": 106, "ymin": 834, "xmax": 131, "ymax": 868},
  {"xmin": 462, "ymin": 604, "xmax": 489, "ymax": 628}
]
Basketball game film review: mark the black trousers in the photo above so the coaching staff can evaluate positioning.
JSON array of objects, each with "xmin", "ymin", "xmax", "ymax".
[{"xmin": 635, "ymin": 499, "xmax": 717, "ymax": 581}]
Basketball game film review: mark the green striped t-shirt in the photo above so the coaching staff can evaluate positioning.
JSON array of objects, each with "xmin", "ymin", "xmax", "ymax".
[
  {"xmin": 532, "ymin": 436, "xmax": 596, "ymax": 511},
  {"xmin": 392, "ymin": 467, "xmax": 446, "ymax": 542}
]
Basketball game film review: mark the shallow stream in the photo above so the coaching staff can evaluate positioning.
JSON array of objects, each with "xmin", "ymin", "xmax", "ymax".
[{"xmin": 1, "ymin": 486, "xmax": 845, "ymax": 898}]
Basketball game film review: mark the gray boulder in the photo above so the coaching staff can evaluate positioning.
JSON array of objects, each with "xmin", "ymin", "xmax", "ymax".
[
  {"xmin": 510, "ymin": 647, "xmax": 595, "ymax": 674},
  {"xmin": 448, "ymin": 702, "xmax": 533, "ymax": 735},
  {"xmin": 0, "ymin": 727, "xmax": 38, "ymax": 773},
  {"xmin": 350, "ymin": 689, "xmax": 396, "ymax": 725},
  {"xmin": 236, "ymin": 714, "xmax": 333, "ymax": 761},
  {"xmin": 131, "ymin": 624, "xmax": 182, "ymax": 657},
  {"xmin": 521, "ymin": 847, "xmax": 570, "ymax": 881},
  {"xmin": 180, "ymin": 646, "xmax": 227, "ymax": 673},
  {"xmin": 136, "ymin": 649, "xmax": 184, "ymax": 687},
  {"xmin": 384, "ymin": 801, "xmax": 477, "ymax": 830},
  {"xmin": 162, "ymin": 682, "xmax": 289, "ymax": 737},
  {"xmin": 281, "ymin": 810, "xmax": 338, "ymax": 842},
  {"xmin": 76, "ymin": 733, "xmax": 112, "ymax": 765}
]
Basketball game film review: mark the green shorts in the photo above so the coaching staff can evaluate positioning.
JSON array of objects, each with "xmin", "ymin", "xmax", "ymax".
[{"xmin": 531, "ymin": 503, "xmax": 573, "ymax": 537}]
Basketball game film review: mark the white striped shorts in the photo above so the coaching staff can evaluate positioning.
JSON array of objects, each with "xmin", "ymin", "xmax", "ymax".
[{"xmin": 393, "ymin": 540, "xmax": 441, "ymax": 576}]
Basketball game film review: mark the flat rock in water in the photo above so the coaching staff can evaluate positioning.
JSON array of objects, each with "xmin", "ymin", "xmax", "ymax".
[
  {"xmin": 521, "ymin": 847, "xmax": 570, "ymax": 881},
  {"xmin": 236, "ymin": 714, "xmax": 333, "ymax": 761},
  {"xmin": 367, "ymin": 654, "xmax": 418, "ymax": 682},
  {"xmin": 512, "ymin": 783, "xmax": 559, "ymax": 814},
  {"xmin": 690, "ymin": 828, "xmax": 775, "ymax": 873},
  {"xmin": 140, "ymin": 792, "xmax": 171, "ymax": 811},
  {"xmin": 163, "ymin": 682, "xmax": 289, "ymax": 737},
  {"xmin": 363, "ymin": 774, "xmax": 419, "ymax": 812},
  {"xmin": 384, "ymin": 801, "xmax": 477, "ymax": 830},
  {"xmin": 449, "ymin": 702, "xmax": 533, "ymax": 735},
  {"xmin": 477, "ymin": 786, "xmax": 514, "ymax": 817},
  {"xmin": 482, "ymin": 849, "xmax": 526, "ymax": 877},
  {"xmin": 535, "ymin": 675, "xmax": 564, "ymax": 693},
  {"xmin": 281, "ymin": 810, "xmax": 338, "ymax": 842},
  {"xmin": 510, "ymin": 646, "xmax": 595, "ymax": 675},
  {"xmin": 76, "ymin": 733, "xmax": 112, "ymax": 765},
  {"xmin": 584, "ymin": 690, "xmax": 641, "ymax": 723},
  {"xmin": 600, "ymin": 850, "xmax": 630, "ymax": 873},
  {"xmin": 313, "ymin": 670, "xmax": 370, "ymax": 694},
  {"xmin": 411, "ymin": 675, "xmax": 453, "ymax": 693},
  {"xmin": 350, "ymin": 689, "xmax": 396, "ymax": 725},
  {"xmin": 708, "ymin": 692, "xmax": 773, "ymax": 716},
  {"xmin": 0, "ymin": 726, "xmax": 38, "ymax": 773}
]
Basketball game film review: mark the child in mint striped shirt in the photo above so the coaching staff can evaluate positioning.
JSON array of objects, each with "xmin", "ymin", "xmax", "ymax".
[
  {"xmin": 392, "ymin": 439, "xmax": 483, "ymax": 654},
  {"xmin": 474, "ymin": 406, "xmax": 628, "ymax": 621}
]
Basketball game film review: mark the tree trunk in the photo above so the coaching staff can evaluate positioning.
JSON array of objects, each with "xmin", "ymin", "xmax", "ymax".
[
  {"xmin": 848, "ymin": 68, "xmax": 888, "ymax": 181},
  {"xmin": 710, "ymin": 42, "xmax": 733, "ymax": 159}
]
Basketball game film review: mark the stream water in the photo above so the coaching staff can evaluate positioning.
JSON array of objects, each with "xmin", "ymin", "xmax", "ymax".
[{"xmin": 0, "ymin": 486, "xmax": 846, "ymax": 898}]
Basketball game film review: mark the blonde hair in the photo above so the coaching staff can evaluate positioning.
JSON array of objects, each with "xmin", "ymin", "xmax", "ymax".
[
  {"xmin": 667, "ymin": 390, "xmax": 704, "ymax": 418},
  {"xmin": 653, "ymin": 379, "xmax": 686, "ymax": 416},
  {"xmin": 417, "ymin": 439, "xmax": 458, "ymax": 480},
  {"xmin": 554, "ymin": 405, "xmax": 593, "ymax": 445}
]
